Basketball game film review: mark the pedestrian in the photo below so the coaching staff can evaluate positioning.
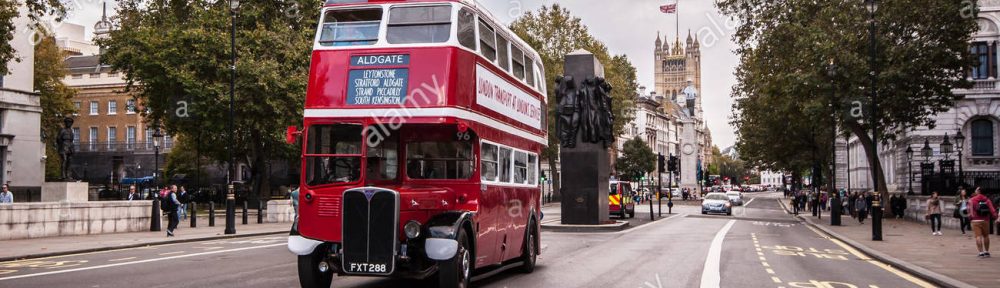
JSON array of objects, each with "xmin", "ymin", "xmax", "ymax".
[
  {"xmin": 848, "ymin": 192, "xmax": 857, "ymax": 219},
  {"xmin": 791, "ymin": 194, "xmax": 799, "ymax": 215},
  {"xmin": 889, "ymin": 194, "xmax": 899, "ymax": 218},
  {"xmin": 898, "ymin": 193, "xmax": 907, "ymax": 218},
  {"xmin": 856, "ymin": 195, "xmax": 868, "ymax": 224},
  {"xmin": 820, "ymin": 192, "xmax": 828, "ymax": 211},
  {"xmin": 956, "ymin": 188, "xmax": 972, "ymax": 235},
  {"xmin": 0, "ymin": 184, "xmax": 12, "ymax": 203},
  {"xmin": 290, "ymin": 185, "xmax": 300, "ymax": 234},
  {"xmin": 177, "ymin": 186, "xmax": 188, "ymax": 220},
  {"xmin": 926, "ymin": 191, "xmax": 943, "ymax": 236},
  {"xmin": 969, "ymin": 187, "xmax": 998, "ymax": 258},
  {"xmin": 127, "ymin": 185, "xmax": 138, "ymax": 201},
  {"xmin": 162, "ymin": 185, "xmax": 182, "ymax": 237}
]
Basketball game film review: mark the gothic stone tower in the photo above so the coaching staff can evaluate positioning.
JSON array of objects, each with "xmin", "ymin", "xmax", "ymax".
[{"xmin": 654, "ymin": 30, "xmax": 702, "ymax": 119}]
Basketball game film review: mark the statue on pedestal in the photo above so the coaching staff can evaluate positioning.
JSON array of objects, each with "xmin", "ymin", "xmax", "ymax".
[{"xmin": 57, "ymin": 117, "xmax": 75, "ymax": 181}]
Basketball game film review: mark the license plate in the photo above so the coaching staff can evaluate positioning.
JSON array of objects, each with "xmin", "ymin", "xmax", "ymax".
[{"xmin": 345, "ymin": 262, "xmax": 391, "ymax": 274}]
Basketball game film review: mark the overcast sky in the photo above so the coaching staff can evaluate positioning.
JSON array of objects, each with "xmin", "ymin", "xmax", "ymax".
[{"xmin": 64, "ymin": 0, "xmax": 740, "ymax": 149}]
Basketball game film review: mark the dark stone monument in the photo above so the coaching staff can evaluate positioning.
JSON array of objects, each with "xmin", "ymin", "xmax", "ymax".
[{"xmin": 558, "ymin": 50, "xmax": 615, "ymax": 225}]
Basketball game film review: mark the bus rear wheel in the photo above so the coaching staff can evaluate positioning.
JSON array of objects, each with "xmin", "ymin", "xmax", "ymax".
[
  {"xmin": 438, "ymin": 229, "xmax": 471, "ymax": 288},
  {"xmin": 518, "ymin": 220, "xmax": 538, "ymax": 273},
  {"xmin": 297, "ymin": 245, "xmax": 333, "ymax": 288}
]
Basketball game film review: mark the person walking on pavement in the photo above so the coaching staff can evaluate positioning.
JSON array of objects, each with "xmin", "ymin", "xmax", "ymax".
[
  {"xmin": 163, "ymin": 185, "xmax": 182, "ymax": 237},
  {"xmin": 856, "ymin": 195, "xmax": 868, "ymax": 224},
  {"xmin": 969, "ymin": 187, "xmax": 998, "ymax": 258},
  {"xmin": 177, "ymin": 186, "xmax": 189, "ymax": 220},
  {"xmin": 0, "ymin": 184, "xmax": 13, "ymax": 203},
  {"xmin": 956, "ymin": 188, "xmax": 972, "ymax": 234},
  {"xmin": 926, "ymin": 191, "xmax": 943, "ymax": 235}
]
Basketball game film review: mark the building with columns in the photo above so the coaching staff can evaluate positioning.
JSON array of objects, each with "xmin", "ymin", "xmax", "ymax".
[
  {"xmin": 0, "ymin": 4, "xmax": 44, "ymax": 198},
  {"xmin": 840, "ymin": 1, "xmax": 1000, "ymax": 195}
]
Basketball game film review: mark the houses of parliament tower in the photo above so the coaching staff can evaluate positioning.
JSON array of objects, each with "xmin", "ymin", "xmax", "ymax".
[{"xmin": 654, "ymin": 30, "xmax": 702, "ymax": 120}]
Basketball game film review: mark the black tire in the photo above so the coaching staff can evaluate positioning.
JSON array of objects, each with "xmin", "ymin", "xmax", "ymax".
[
  {"xmin": 518, "ymin": 220, "xmax": 538, "ymax": 273},
  {"xmin": 439, "ymin": 229, "xmax": 472, "ymax": 288},
  {"xmin": 297, "ymin": 245, "xmax": 333, "ymax": 288},
  {"xmin": 726, "ymin": 210, "xmax": 732, "ymax": 216},
  {"xmin": 702, "ymin": 210, "xmax": 707, "ymax": 215},
  {"xmin": 628, "ymin": 208, "xmax": 635, "ymax": 219}
]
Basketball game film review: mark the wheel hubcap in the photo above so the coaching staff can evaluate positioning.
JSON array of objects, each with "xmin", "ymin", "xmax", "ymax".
[{"xmin": 461, "ymin": 248, "xmax": 470, "ymax": 281}]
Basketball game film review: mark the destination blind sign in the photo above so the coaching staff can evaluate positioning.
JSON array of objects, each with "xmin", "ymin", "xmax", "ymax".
[{"xmin": 347, "ymin": 55, "xmax": 410, "ymax": 105}]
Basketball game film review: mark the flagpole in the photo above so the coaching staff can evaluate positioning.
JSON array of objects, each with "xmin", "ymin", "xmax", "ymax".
[{"xmin": 675, "ymin": 0, "xmax": 679, "ymax": 42}]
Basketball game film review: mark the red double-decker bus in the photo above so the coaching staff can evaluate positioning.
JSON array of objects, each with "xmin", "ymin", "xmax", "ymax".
[{"xmin": 287, "ymin": 1, "xmax": 546, "ymax": 287}]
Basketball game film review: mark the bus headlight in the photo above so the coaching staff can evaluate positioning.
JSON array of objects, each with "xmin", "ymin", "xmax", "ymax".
[{"xmin": 404, "ymin": 220, "xmax": 421, "ymax": 239}]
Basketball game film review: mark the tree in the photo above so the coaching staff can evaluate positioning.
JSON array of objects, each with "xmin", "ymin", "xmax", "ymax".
[
  {"xmin": 511, "ymin": 4, "xmax": 638, "ymax": 200},
  {"xmin": 98, "ymin": 0, "xmax": 317, "ymax": 198},
  {"xmin": 719, "ymin": 0, "xmax": 977, "ymax": 195},
  {"xmin": 616, "ymin": 137, "xmax": 655, "ymax": 181},
  {"xmin": 33, "ymin": 27, "xmax": 76, "ymax": 180},
  {"xmin": 716, "ymin": 154, "xmax": 746, "ymax": 186},
  {"xmin": 1, "ymin": 0, "xmax": 66, "ymax": 76}
]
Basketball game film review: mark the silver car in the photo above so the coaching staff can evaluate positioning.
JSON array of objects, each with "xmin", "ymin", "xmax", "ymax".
[
  {"xmin": 726, "ymin": 191, "xmax": 744, "ymax": 206},
  {"xmin": 701, "ymin": 193, "xmax": 733, "ymax": 215}
]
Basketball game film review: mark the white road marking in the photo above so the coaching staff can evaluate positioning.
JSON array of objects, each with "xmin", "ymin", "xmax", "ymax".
[
  {"xmin": 0, "ymin": 243, "xmax": 285, "ymax": 281},
  {"xmin": 107, "ymin": 257, "xmax": 135, "ymax": 262},
  {"xmin": 744, "ymin": 198, "xmax": 756, "ymax": 207},
  {"xmin": 158, "ymin": 251, "xmax": 185, "ymax": 256},
  {"xmin": 700, "ymin": 219, "xmax": 736, "ymax": 288}
]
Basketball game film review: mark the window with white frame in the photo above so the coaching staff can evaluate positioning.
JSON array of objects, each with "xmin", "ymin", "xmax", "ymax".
[
  {"xmin": 90, "ymin": 101, "xmax": 99, "ymax": 115},
  {"xmin": 126, "ymin": 99, "xmax": 136, "ymax": 114},
  {"xmin": 528, "ymin": 153, "xmax": 538, "ymax": 185},
  {"xmin": 108, "ymin": 100, "xmax": 117, "ymax": 115},
  {"xmin": 478, "ymin": 20, "xmax": 497, "ymax": 62},
  {"xmin": 73, "ymin": 102, "xmax": 80, "ymax": 116},
  {"xmin": 89, "ymin": 127, "xmax": 98, "ymax": 150},
  {"xmin": 498, "ymin": 146, "xmax": 512, "ymax": 183},
  {"xmin": 145, "ymin": 128, "xmax": 153, "ymax": 149},
  {"xmin": 126, "ymin": 126, "xmax": 136, "ymax": 149},
  {"xmin": 107, "ymin": 127, "xmax": 117, "ymax": 149},
  {"xmin": 481, "ymin": 142, "xmax": 499, "ymax": 182},
  {"xmin": 513, "ymin": 151, "xmax": 527, "ymax": 184}
]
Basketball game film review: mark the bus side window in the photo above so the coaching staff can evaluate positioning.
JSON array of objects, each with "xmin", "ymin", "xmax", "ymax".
[
  {"xmin": 525, "ymin": 57, "xmax": 535, "ymax": 87},
  {"xmin": 457, "ymin": 7, "xmax": 477, "ymax": 50},
  {"xmin": 497, "ymin": 35, "xmax": 510, "ymax": 72},
  {"xmin": 511, "ymin": 45, "xmax": 525, "ymax": 80},
  {"xmin": 478, "ymin": 20, "xmax": 497, "ymax": 62}
]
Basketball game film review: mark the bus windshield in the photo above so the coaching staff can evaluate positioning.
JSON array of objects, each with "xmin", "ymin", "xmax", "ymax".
[
  {"xmin": 319, "ymin": 8, "xmax": 382, "ymax": 46},
  {"xmin": 305, "ymin": 124, "xmax": 363, "ymax": 186}
]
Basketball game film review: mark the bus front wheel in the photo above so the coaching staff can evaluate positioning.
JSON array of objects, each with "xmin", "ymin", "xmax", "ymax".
[
  {"xmin": 438, "ymin": 229, "xmax": 472, "ymax": 288},
  {"xmin": 297, "ymin": 246, "xmax": 333, "ymax": 288}
]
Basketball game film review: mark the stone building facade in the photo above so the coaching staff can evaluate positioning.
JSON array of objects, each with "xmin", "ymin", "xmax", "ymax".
[{"xmin": 0, "ymin": 5, "xmax": 44, "ymax": 200}]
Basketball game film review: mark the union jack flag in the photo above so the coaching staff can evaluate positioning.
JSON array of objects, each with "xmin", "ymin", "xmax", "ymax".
[{"xmin": 660, "ymin": 3, "xmax": 677, "ymax": 14}]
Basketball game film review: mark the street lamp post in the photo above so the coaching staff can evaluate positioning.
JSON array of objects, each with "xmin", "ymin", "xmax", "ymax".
[
  {"xmin": 921, "ymin": 138, "xmax": 933, "ymax": 195},
  {"xmin": 954, "ymin": 132, "xmax": 965, "ymax": 189},
  {"xmin": 828, "ymin": 60, "xmax": 841, "ymax": 226},
  {"xmin": 864, "ymin": 0, "xmax": 882, "ymax": 241},
  {"xmin": 150, "ymin": 128, "xmax": 163, "ymax": 232},
  {"xmin": 225, "ymin": 0, "xmax": 241, "ymax": 235},
  {"xmin": 906, "ymin": 146, "xmax": 914, "ymax": 195}
]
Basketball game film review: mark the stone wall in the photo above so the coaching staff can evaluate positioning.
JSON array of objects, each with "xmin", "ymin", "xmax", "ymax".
[
  {"xmin": 0, "ymin": 201, "xmax": 151, "ymax": 240},
  {"xmin": 904, "ymin": 196, "xmax": 965, "ymax": 230},
  {"xmin": 267, "ymin": 200, "xmax": 294, "ymax": 223}
]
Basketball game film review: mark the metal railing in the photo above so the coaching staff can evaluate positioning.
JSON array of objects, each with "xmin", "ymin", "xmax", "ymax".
[
  {"xmin": 921, "ymin": 171, "xmax": 1000, "ymax": 196},
  {"xmin": 74, "ymin": 141, "xmax": 174, "ymax": 153}
]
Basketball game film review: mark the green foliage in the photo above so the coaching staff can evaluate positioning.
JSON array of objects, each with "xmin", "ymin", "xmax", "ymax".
[
  {"xmin": 719, "ymin": 0, "xmax": 978, "ymax": 191},
  {"xmin": 716, "ymin": 154, "xmax": 746, "ymax": 185},
  {"xmin": 616, "ymin": 137, "xmax": 655, "ymax": 181},
  {"xmin": 164, "ymin": 135, "xmax": 210, "ymax": 188},
  {"xmin": 0, "ymin": 0, "xmax": 66, "ymax": 76},
  {"xmin": 34, "ymin": 27, "xmax": 76, "ymax": 180},
  {"xmin": 98, "ymin": 0, "xmax": 318, "ymax": 195}
]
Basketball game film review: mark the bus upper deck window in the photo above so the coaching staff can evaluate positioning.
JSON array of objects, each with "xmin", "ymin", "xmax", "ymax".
[
  {"xmin": 457, "ymin": 8, "xmax": 477, "ymax": 49},
  {"xmin": 387, "ymin": 5, "xmax": 452, "ymax": 44},
  {"xmin": 478, "ymin": 20, "xmax": 497, "ymax": 62},
  {"xmin": 318, "ymin": 8, "xmax": 382, "ymax": 47}
]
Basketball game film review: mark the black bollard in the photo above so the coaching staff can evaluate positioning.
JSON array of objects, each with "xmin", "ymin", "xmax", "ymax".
[
  {"xmin": 151, "ymin": 197, "xmax": 162, "ymax": 231},
  {"xmin": 190, "ymin": 202, "xmax": 198, "ymax": 228},
  {"xmin": 872, "ymin": 198, "xmax": 883, "ymax": 241},
  {"xmin": 831, "ymin": 197, "xmax": 842, "ymax": 226},
  {"xmin": 209, "ymin": 201, "xmax": 216, "ymax": 227},
  {"xmin": 242, "ymin": 200, "xmax": 248, "ymax": 225},
  {"xmin": 257, "ymin": 200, "xmax": 264, "ymax": 224},
  {"xmin": 225, "ymin": 186, "xmax": 236, "ymax": 234}
]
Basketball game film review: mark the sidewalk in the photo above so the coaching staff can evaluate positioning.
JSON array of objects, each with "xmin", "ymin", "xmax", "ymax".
[
  {"xmin": 0, "ymin": 216, "xmax": 291, "ymax": 262},
  {"xmin": 795, "ymin": 205, "xmax": 999, "ymax": 288}
]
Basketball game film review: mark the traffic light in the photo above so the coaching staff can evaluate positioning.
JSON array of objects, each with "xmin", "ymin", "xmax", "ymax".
[
  {"xmin": 540, "ymin": 171, "xmax": 547, "ymax": 183},
  {"xmin": 667, "ymin": 155, "xmax": 679, "ymax": 172},
  {"xmin": 657, "ymin": 154, "xmax": 666, "ymax": 172}
]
